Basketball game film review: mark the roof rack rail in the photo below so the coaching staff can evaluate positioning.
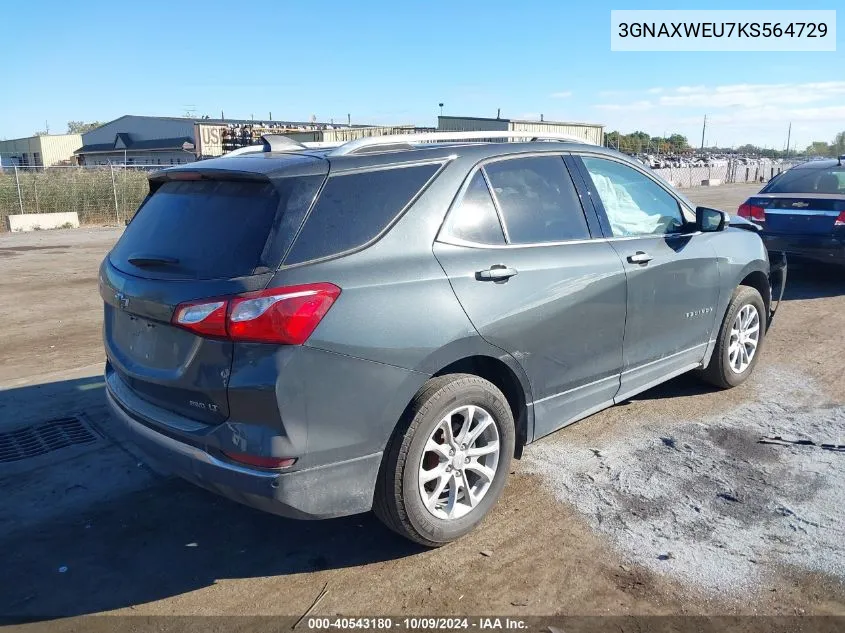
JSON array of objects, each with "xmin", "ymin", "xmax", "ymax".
[{"xmin": 328, "ymin": 130, "xmax": 595, "ymax": 157}]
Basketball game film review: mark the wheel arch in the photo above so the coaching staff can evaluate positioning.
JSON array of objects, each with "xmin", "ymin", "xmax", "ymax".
[
  {"xmin": 702, "ymin": 261, "xmax": 771, "ymax": 368},
  {"xmin": 412, "ymin": 336, "xmax": 534, "ymax": 454},
  {"xmin": 431, "ymin": 355, "xmax": 532, "ymax": 456},
  {"xmin": 738, "ymin": 268, "xmax": 771, "ymax": 321}
]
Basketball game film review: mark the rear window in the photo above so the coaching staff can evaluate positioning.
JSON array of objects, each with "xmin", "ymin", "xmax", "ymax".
[
  {"xmin": 764, "ymin": 166, "xmax": 845, "ymax": 194},
  {"xmin": 284, "ymin": 163, "xmax": 440, "ymax": 265},
  {"xmin": 111, "ymin": 177, "xmax": 323, "ymax": 280}
]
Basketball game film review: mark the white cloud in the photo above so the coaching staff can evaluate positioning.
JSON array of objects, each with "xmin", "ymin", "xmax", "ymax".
[
  {"xmin": 550, "ymin": 91, "xmax": 573, "ymax": 98},
  {"xmin": 659, "ymin": 81, "xmax": 845, "ymax": 109},
  {"xmin": 598, "ymin": 90, "xmax": 626, "ymax": 97},
  {"xmin": 590, "ymin": 81, "xmax": 845, "ymax": 146},
  {"xmin": 676, "ymin": 85, "xmax": 706, "ymax": 94},
  {"xmin": 706, "ymin": 105, "xmax": 845, "ymax": 125},
  {"xmin": 594, "ymin": 100, "xmax": 654, "ymax": 112}
]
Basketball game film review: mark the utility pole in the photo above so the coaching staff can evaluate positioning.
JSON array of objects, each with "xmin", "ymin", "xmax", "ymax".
[
  {"xmin": 785, "ymin": 122, "xmax": 792, "ymax": 158},
  {"xmin": 700, "ymin": 115, "xmax": 707, "ymax": 151}
]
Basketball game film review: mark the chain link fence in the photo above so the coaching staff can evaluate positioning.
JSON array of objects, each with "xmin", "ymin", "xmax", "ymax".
[
  {"xmin": 652, "ymin": 159, "xmax": 797, "ymax": 188},
  {"xmin": 0, "ymin": 165, "xmax": 153, "ymax": 231}
]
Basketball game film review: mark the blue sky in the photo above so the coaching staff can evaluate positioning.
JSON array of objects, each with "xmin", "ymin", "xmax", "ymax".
[{"xmin": 1, "ymin": 0, "xmax": 841, "ymax": 148}]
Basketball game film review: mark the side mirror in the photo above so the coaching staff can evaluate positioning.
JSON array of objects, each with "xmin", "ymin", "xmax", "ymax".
[{"xmin": 696, "ymin": 206, "xmax": 726, "ymax": 232}]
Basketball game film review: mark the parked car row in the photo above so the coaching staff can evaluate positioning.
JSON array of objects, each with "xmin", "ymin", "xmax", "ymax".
[{"xmin": 633, "ymin": 153, "xmax": 788, "ymax": 171}]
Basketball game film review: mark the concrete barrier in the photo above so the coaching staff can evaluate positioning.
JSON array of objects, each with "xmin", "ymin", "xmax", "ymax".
[
  {"xmin": 7, "ymin": 212, "xmax": 80, "ymax": 232},
  {"xmin": 700, "ymin": 179, "xmax": 722, "ymax": 187}
]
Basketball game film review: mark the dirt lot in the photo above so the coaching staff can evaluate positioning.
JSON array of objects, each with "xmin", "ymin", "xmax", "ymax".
[{"xmin": 1, "ymin": 183, "xmax": 844, "ymax": 623}]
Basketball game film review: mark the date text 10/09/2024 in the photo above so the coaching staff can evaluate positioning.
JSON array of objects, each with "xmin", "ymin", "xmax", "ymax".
[{"xmin": 306, "ymin": 618, "xmax": 528, "ymax": 630}]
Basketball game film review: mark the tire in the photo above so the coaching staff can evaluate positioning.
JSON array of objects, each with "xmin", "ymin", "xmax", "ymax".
[
  {"xmin": 701, "ymin": 285, "xmax": 766, "ymax": 389},
  {"xmin": 373, "ymin": 373, "xmax": 515, "ymax": 547}
]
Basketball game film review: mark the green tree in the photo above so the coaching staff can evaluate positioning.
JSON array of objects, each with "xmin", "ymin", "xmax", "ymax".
[
  {"xmin": 605, "ymin": 130, "xmax": 690, "ymax": 154},
  {"xmin": 735, "ymin": 144, "xmax": 760, "ymax": 154},
  {"xmin": 833, "ymin": 131, "xmax": 845, "ymax": 157},
  {"xmin": 667, "ymin": 134, "xmax": 689, "ymax": 149},
  {"xmin": 67, "ymin": 121, "xmax": 104, "ymax": 134},
  {"xmin": 805, "ymin": 141, "xmax": 832, "ymax": 156}
]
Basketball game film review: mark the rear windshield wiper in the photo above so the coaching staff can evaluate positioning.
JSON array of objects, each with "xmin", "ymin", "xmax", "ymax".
[{"xmin": 127, "ymin": 254, "xmax": 180, "ymax": 267}]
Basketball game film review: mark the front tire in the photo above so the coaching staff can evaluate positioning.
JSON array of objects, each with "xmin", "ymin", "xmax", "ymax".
[
  {"xmin": 373, "ymin": 374, "xmax": 515, "ymax": 547},
  {"xmin": 701, "ymin": 285, "xmax": 766, "ymax": 389}
]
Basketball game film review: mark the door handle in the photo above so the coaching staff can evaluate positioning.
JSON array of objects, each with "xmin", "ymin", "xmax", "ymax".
[
  {"xmin": 627, "ymin": 251, "xmax": 653, "ymax": 264},
  {"xmin": 476, "ymin": 265, "xmax": 518, "ymax": 282}
]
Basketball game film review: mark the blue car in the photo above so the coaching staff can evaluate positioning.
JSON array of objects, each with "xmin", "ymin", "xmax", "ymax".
[{"xmin": 738, "ymin": 157, "xmax": 845, "ymax": 266}]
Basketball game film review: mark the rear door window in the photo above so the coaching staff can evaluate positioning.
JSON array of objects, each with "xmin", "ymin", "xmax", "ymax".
[
  {"xmin": 440, "ymin": 171, "xmax": 506, "ymax": 245},
  {"xmin": 285, "ymin": 163, "xmax": 440, "ymax": 265},
  {"xmin": 482, "ymin": 156, "xmax": 590, "ymax": 244},
  {"xmin": 110, "ymin": 176, "xmax": 323, "ymax": 280}
]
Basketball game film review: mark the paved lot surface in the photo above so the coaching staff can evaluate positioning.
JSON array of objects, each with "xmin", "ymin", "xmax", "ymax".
[{"xmin": 1, "ymin": 183, "xmax": 844, "ymax": 621}]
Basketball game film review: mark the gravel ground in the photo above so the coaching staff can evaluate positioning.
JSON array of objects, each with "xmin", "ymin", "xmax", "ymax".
[{"xmin": 525, "ymin": 364, "xmax": 845, "ymax": 597}]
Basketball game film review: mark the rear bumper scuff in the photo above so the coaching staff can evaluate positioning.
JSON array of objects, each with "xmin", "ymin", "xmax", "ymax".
[{"xmin": 105, "ymin": 377, "xmax": 382, "ymax": 520}]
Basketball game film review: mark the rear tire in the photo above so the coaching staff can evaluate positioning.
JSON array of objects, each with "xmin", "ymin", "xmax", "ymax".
[
  {"xmin": 701, "ymin": 285, "xmax": 766, "ymax": 389},
  {"xmin": 373, "ymin": 374, "xmax": 515, "ymax": 547}
]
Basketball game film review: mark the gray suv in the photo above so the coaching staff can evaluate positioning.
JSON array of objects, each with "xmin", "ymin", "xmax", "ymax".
[{"xmin": 101, "ymin": 132, "xmax": 786, "ymax": 546}]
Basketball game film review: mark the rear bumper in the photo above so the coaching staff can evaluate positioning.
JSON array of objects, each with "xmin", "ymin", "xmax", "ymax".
[
  {"xmin": 105, "ymin": 375, "xmax": 382, "ymax": 520},
  {"xmin": 761, "ymin": 233, "xmax": 845, "ymax": 265}
]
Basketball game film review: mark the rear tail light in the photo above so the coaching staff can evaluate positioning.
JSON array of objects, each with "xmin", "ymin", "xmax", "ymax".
[
  {"xmin": 835, "ymin": 211, "xmax": 845, "ymax": 227},
  {"xmin": 172, "ymin": 283, "xmax": 340, "ymax": 344},
  {"xmin": 229, "ymin": 285, "xmax": 340, "ymax": 344},
  {"xmin": 173, "ymin": 300, "xmax": 227, "ymax": 338},
  {"xmin": 221, "ymin": 449, "xmax": 296, "ymax": 470},
  {"xmin": 737, "ymin": 202, "xmax": 766, "ymax": 222}
]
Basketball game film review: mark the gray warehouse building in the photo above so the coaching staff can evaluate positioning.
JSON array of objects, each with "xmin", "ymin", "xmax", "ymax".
[
  {"xmin": 74, "ymin": 114, "xmax": 603, "ymax": 166},
  {"xmin": 75, "ymin": 115, "xmax": 432, "ymax": 165},
  {"xmin": 75, "ymin": 115, "xmax": 361, "ymax": 165},
  {"xmin": 438, "ymin": 115, "xmax": 604, "ymax": 145},
  {"xmin": 76, "ymin": 116, "xmax": 199, "ymax": 166}
]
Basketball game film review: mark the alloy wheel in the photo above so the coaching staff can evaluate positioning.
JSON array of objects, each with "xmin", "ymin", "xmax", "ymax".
[
  {"xmin": 728, "ymin": 304, "xmax": 760, "ymax": 373},
  {"xmin": 417, "ymin": 405, "xmax": 500, "ymax": 520}
]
